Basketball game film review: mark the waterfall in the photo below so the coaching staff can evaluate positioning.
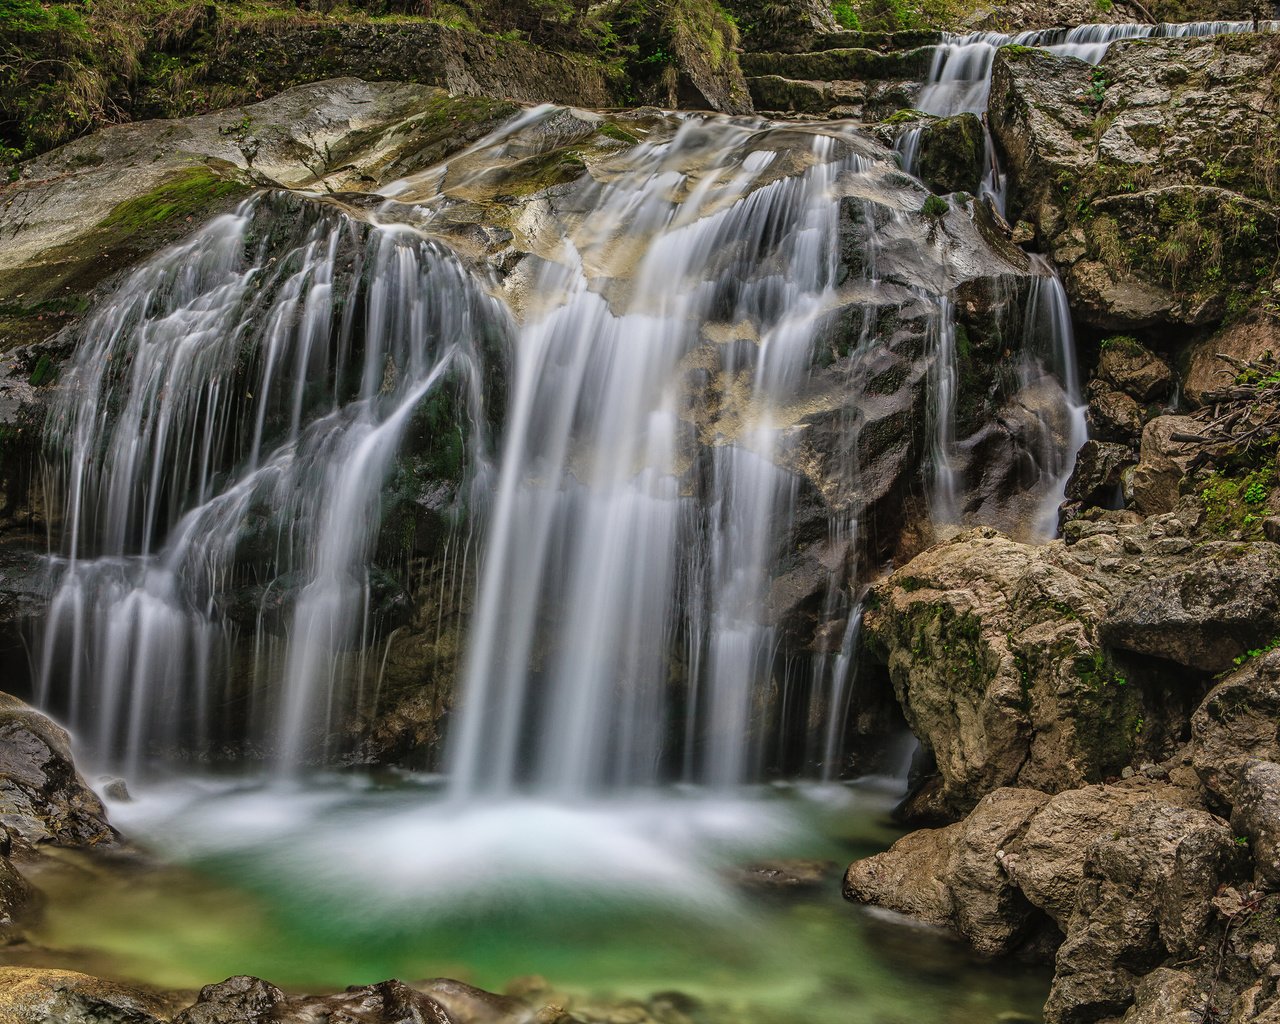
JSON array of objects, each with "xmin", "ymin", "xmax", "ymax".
[
  {"xmin": 32, "ymin": 98, "xmax": 1098, "ymax": 780},
  {"xmin": 445, "ymin": 119, "xmax": 869, "ymax": 796},
  {"xmin": 38, "ymin": 194, "xmax": 503, "ymax": 772}
]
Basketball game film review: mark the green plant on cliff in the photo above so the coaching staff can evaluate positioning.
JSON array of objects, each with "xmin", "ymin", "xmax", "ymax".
[{"xmin": 1200, "ymin": 465, "xmax": 1276, "ymax": 539}]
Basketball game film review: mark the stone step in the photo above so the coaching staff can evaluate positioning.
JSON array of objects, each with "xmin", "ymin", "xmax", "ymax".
[
  {"xmin": 740, "ymin": 46, "xmax": 935, "ymax": 83},
  {"xmin": 747, "ymin": 76, "xmax": 865, "ymax": 117}
]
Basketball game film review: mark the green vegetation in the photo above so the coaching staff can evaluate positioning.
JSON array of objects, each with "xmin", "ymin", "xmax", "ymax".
[
  {"xmin": 0, "ymin": 0, "xmax": 741, "ymax": 162},
  {"xmin": 1200, "ymin": 465, "xmax": 1276, "ymax": 539},
  {"xmin": 1232, "ymin": 635, "xmax": 1280, "ymax": 668},
  {"xmin": 828, "ymin": 0, "xmax": 970, "ymax": 33},
  {"xmin": 831, "ymin": 0, "xmax": 860, "ymax": 29},
  {"xmin": 921, "ymin": 194, "xmax": 948, "ymax": 218},
  {"xmin": 100, "ymin": 167, "xmax": 245, "ymax": 232}
]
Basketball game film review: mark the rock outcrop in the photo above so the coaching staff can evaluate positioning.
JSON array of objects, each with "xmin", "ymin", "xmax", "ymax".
[
  {"xmin": 0, "ymin": 693, "xmax": 114, "ymax": 851},
  {"xmin": 989, "ymin": 35, "xmax": 1280, "ymax": 332}
]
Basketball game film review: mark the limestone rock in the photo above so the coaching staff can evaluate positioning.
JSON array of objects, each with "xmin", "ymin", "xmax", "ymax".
[
  {"xmin": 1044, "ymin": 800, "xmax": 1246, "ymax": 1024},
  {"xmin": 1002, "ymin": 783, "xmax": 1198, "ymax": 929},
  {"xmin": 990, "ymin": 37, "xmax": 1280, "ymax": 331},
  {"xmin": 863, "ymin": 528, "xmax": 1157, "ymax": 815},
  {"xmin": 913, "ymin": 113, "xmax": 985, "ymax": 195},
  {"xmin": 1184, "ymin": 316, "xmax": 1280, "ymax": 407},
  {"xmin": 1129, "ymin": 415, "xmax": 1199, "ymax": 515},
  {"xmin": 844, "ymin": 787, "xmax": 1052, "ymax": 956},
  {"xmin": 1191, "ymin": 649, "xmax": 1280, "ymax": 803},
  {"xmin": 1118, "ymin": 968, "xmax": 1203, "ymax": 1024},
  {"xmin": 1231, "ymin": 760, "xmax": 1280, "ymax": 887},
  {"xmin": 1064, "ymin": 440, "xmax": 1135, "ymax": 507},
  {"xmin": 1097, "ymin": 338, "xmax": 1172, "ymax": 404},
  {"xmin": 0, "ymin": 968, "xmax": 182, "ymax": 1024},
  {"xmin": 0, "ymin": 693, "xmax": 114, "ymax": 850},
  {"xmin": 1102, "ymin": 544, "xmax": 1280, "ymax": 673},
  {"xmin": 1086, "ymin": 380, "xmax": 1144, "ymax": 444}
]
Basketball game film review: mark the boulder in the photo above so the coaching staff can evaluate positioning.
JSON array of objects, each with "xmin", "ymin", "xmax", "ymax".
[
  {"xmin": 843, "ymin": 786, "xmax": 1053, "ymax": 956},
  {"xmin": 0, "ymin": 968, "xmax": 182, "ymax": 1024},
  {"xmin": 1184, "ymin": 316, "xmax": 1280, "ymax": 408},
  {"xmin": 1230, "ymin": 760, "xmax": 1280, "ymax": 888},
  {"xmin": 1085, "ymin": 380, "xmax": 1145, "ymax": 444},
  {"xmin": 1102, "ymin": 544, "xmax": 1280, "ymax": 673},
  {"xmin": 1191, "ymin": 649, "xmax": 1280, "ymax": 804},
  {"xmin": 862, "ymin": 529, "xmax": 1136, "ymax": 815},
  {"xmin": 1097, "ymin": 338, "xmax": 1172, "ymax": 404},
  {"xmin": 1064, "ymin": 440, "xmax": 1135, "ymax": 507},
  {"xmin": 0, "ymin": 693, "xmax": 114, "ymax": 850},
  {"xmin": 1001, "ymin": 782, "xmax": 1200, "ymax": 930},
  {"xmin": 990, "ymin": 38, "xmax": 1280, "ymax": 332},
  {"xmin": 1118, "ymin": 968, "xmax": 1203, "ymax": 1024},
  {"xmin": 1044, "ymin": 800, "xmax": 1246, "ymax": 1024},
  {"xmin": 1129, "ymin": 415, "xmax": 1199, "ymax": 515},
  {"xmin": 913, "ymin": 113, "xmax": 985, "ymax": 196}
]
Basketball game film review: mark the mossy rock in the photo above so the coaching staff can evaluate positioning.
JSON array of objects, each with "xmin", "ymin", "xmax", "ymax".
[{"xmin": 914, "ymin": 112, "xmax": 984, "ymax": 196}]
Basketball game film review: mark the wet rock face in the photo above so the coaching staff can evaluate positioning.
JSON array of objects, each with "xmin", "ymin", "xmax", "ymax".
[
  {"xmin": 0, "ymin": 694, "xmax": 114, "ymax": 851},
  {"xmin": 990, "ymin": 36, "xmax": 1280, "ymax": 332},
  {"xmin": 913, "ymin": 114, "xmax": 986, "ymax": 196},
  {"xmin": 0, "ymin": 968, "xmax": 186, "ymax": 1024}
]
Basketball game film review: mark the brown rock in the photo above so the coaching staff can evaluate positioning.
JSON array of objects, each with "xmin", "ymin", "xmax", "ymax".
[
  {"xmin": 1098, "ymin": 338, "xmax": 1173, "ymax": 403},
  {"xmin": 0, "ymin": 693, "xmax": 115, "ymax": 850},
  {"xmin": 844, "ymin": 787, "xmax": 1054, "ymax": 956},
  {"xmin": 1086, "ymin": 380, "xmax": 1144, "ymax": 443},
  {"xmin": 1191, "ymin": 649, "xmax": 1280, "ymax": 803},
  {"xmin": 1231, "ymin": 760, "xmax": 1280, "ymax": 888},
  {"xmin": 1130, "ymin": 415, "xmax": 1199, "ymax": 515},
  {"xmin": 1184, "ymin": 316, "xmax": 1280, "ymax": 408}
]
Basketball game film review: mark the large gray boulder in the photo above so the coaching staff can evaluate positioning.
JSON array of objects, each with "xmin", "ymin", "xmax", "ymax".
[
  {"xmin": 1191, "ymin": 649, "xmax": 1280, "ymax": 804},
  {"xmin": 843, "ymin": 786, "xmax": 1052, "ymax": 955}
]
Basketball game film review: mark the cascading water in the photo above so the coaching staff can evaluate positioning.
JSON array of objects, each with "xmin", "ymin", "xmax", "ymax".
[
  {"xmin": 445, "ymin": 122, "xmax": 868, "ymax": 795},
  {"xmin": 19, "ymin": 88, "xmax": 1109, "ymax": 1024},
  {"xmin": 38, "ymin": 195, "xmax": 502, "ymax": 772},
  {"xmin": 33, "ymin": 104, "xmax": 1092, "ymax": 781},
  {"xmin": 903, "ymin": 18, "xmax": 1279, "ymax": 212}
]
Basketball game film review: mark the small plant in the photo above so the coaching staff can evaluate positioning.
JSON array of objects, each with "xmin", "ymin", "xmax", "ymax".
[
  {"xmin": 921, "ymin": 194, "xmax": 948, "ymax": 218},
  {"xmin": 1232, "ymin": 635, "xmax": 1280, "ymax": 668},
  {"xmin": 1235, "ymin": 836, "xmax": 1250, "ymax": 847},
  {"xmin": 832, "ymin": 0, "xmax": 860, "ymax": 29}
]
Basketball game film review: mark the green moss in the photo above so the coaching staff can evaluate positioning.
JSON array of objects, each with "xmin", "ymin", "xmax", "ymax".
[
  {"xmin": 1200, "ymin": 465, "xmax": 1277, "ymax": 539},
  {"xmin": 101, "ymin": 167, "xmax": 246, "ymax": 233},
  {"xmin": 599, "ymin": 122, "xmax": 642, "ymax": 145},
  {"xmin": 881, "ymin": 108, "xmax": 931, "ymax": 125}
]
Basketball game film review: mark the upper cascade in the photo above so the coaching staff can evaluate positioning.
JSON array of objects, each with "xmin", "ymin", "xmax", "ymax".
[{"xmin": 918, "ymin": 18, "xmax": 1280, "ymax": 117}]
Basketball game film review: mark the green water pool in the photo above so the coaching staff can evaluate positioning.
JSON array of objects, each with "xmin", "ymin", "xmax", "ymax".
[{"xmin": 16, "ymin": 776, "xmax": 1047, "ymax": 1023}]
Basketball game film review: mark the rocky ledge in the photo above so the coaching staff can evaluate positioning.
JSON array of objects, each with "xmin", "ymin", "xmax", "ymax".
[{"xmin": 846, "ymin": 401, "xmax": 1280, "ymax": 1022}]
